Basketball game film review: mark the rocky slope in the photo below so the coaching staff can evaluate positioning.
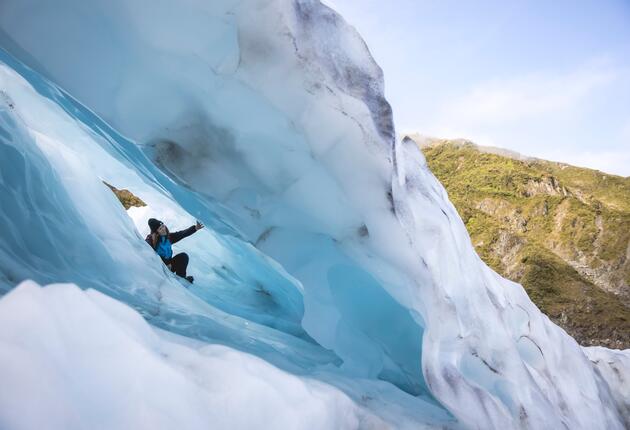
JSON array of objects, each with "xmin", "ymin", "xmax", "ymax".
[
  {"xmin": 409, "ymin": 135, "xmax": 630, "ymax": 349},
  {"xmin": 104, "ymin": 182, "xmax": 146, "ymax": 210}
]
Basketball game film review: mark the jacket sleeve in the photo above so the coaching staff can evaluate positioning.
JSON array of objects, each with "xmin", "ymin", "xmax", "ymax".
[{"xmin": 169, "ymin": 225, "xmax": 197, "ymax": 244}]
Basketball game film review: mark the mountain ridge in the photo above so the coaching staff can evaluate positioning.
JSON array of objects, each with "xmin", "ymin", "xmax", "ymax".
[
  {"xmin": 409, "ymin": 135, "xmax": 630, "ymax": 349},
  {"xmin": 405, "ymin": 133, "xmax": 630, "ymax": 180}
]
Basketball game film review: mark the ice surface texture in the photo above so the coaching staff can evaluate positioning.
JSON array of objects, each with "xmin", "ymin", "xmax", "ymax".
[
  {"xmin": 0, "ymin": 281, "xmax": 382, "ymax": 430},
  {"xmin": 0, "ymin": 50, "xmax": 450, "ymax": 429},
  {"xmin": 0, "ymin": 0, "xmax": 628, "ymax": 428}
]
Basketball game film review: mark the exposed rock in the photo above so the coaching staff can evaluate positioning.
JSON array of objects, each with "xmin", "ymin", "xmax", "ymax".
[
  {"xmin": 103, "ymin": 182, "xmax": 146, "ymax": 210},
  {"xmin": 523, "ymin": 176, "xmax": 569, "ymax": 197}
]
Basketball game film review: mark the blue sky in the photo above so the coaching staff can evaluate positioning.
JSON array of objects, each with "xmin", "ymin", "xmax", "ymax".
[{"xmin": 324, "ymin": 0, "xmax": 630, "ymax": 176}]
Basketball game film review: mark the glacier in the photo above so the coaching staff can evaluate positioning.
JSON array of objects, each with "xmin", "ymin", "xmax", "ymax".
[{"xmin": 0, "ymin": 0, "xmax": 628, "ymax": 429}]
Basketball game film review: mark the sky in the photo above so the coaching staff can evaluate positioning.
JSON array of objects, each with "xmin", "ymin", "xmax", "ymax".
[{"xmin": 323, "ymin": 0, "xmax": 630, "ymax": 176}]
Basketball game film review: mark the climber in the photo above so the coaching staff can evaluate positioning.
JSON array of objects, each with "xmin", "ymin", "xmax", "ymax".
[{"xmin": 146, "ymin": 218, "xmax": 204, "ymax": 283}]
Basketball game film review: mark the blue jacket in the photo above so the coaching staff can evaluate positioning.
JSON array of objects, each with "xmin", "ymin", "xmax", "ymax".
[{"xmin": 145, "ymin": 225, "xmax": 197, "ymax": 262}]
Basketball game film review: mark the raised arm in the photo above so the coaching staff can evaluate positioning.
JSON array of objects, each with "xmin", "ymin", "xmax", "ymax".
[
  {"xmin": 170, "ymin": 221, "xmax": 204, "ymax": 244},
  {"xmin": 169, "ymin": 225, "xmax": 197, "ymax": 244}
]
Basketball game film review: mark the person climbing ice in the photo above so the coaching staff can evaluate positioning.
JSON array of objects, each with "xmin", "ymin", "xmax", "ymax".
[{"xmin": 146, "ymin": 218, "xmax": 204, "ymax": 283}]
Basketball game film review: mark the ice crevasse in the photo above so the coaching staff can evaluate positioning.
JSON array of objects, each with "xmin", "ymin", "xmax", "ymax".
[{"xmin": 0, "ymin": 0, "xmax": 628, "ymax": 429}]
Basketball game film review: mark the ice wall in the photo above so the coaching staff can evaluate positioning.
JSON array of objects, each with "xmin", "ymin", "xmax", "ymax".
[
  {"xmin": 0, "ymin": 54, "xmax": 335, "ymax": 373},
  {"xmin": 0, "ymin": 0, "xmax": 628, "ymax": 428},
  {"xmin": 0, "ymin": 51, "xmax": 453, "ymax": 428},
  {"xmin": 0, "ymin": 0, "xmax": 434, "ymax": 400}
]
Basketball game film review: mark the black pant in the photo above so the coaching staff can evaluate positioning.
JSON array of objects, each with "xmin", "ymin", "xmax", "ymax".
[{"xmin": 166, "ymin": 253, "xmax": 189, "ymax": 277}]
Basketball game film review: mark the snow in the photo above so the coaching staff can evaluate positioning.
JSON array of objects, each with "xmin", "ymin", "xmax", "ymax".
[
  {"xmin": 0, "ymin": 281, "xmax": 379, "ymax": 430},
  {"xmin": 0, "ymin": 0, "xmax": 628, "ymax": 428}
]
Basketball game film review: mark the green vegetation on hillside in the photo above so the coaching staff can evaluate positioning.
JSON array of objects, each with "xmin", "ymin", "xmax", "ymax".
[{"xmin": 417, "ymin": 138, "xmax": 630, "ymax": 349}]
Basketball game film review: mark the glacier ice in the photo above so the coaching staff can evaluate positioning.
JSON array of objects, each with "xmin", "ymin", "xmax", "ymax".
[
  {"xmin": 0, "ymin": 281, "xmax": 383, "ymax": 430},
  {"xmin": 0, "ymin": 50, "xmax": 451, "ymax": 428},
  {"xmin": 0, "ymin": 0, "xmax": 628, "ymax": 429}
]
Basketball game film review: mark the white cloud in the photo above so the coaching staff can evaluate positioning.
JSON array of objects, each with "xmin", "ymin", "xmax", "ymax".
[
  {"xmin": 413, "ymin": 59, "xmax": 630, "ymax": 176},
  {"xmin": 436, "ymin": 61, "xmax": 618, "ymax": 125}
]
